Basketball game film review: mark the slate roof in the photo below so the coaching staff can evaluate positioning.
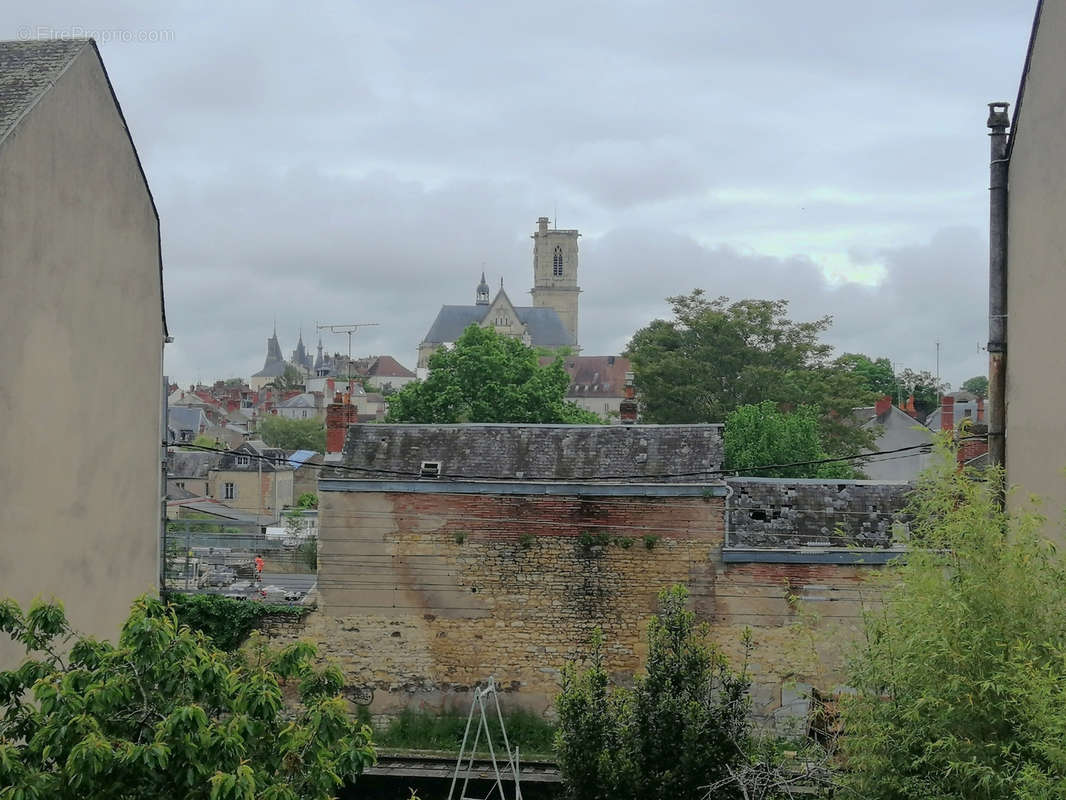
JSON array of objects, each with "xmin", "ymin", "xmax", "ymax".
[
  {"xmin": 0, "ymin": 39, "xmax": 89, "ymax": 144},
  {"xmin": 168, "ymin": 451, "xmax": 222, "ymax": 478},
  {"xmin": 276, "ymin": 392, "xmax": 317, "ymax": 409},
  {"xmin": 422, "ymin": 305, "xmax": 574, "ymax": 347},
  {"xmin": 167, "ymin": 407, "xmax": 207, "ymax": 437},
  {"xmin": 329, "ymin": 423, "xmax": 724, "ymax": 483}
]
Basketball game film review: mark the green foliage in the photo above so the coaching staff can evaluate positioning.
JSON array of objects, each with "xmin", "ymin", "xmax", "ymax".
[
  {"xmin": 578, "ymin": 531, "xmax": 612, "ymax": 552},
  {"xmin": 453, "ymin": 531, "xmax": 467, "ymax": 545},
  {"xmin": 894, "ymin": 367, "xmax": 947, "ymax": 418},
  {"xmin": 724, "ymin": 401, "xmax": 863, "ymax": 479},
  {"xmin": 835, "ymin": 352, "xmax": 898, "ymax": 398},
  {"xmin": 556, "ymin": 586, "xmax": 750, "ymax": 800},
  {"xmin": 642, "ymin": 534, "xmax": 660, "ymax": 550},
  {"xmin": 168, "ymin": 593, "xmax": 309, "ymax": 652},
  {"xmin": 257, "ymin": 415, "xmax": 326, "ymax": 452},
  {"xmin": 962, "ymin": 374, "xmax": 989, "ymax": 398},
  {"xmin": 386, "ymin": 325, "xmax": 602, "ymax": 424},
  {"xmin": 297, "ymin": 539, "xmax": 318, "ymax": 572},
  {"xmin": 295, "ymin": 492, "xmax": 318, "ymax": 509},
  {"xmin": 0, "ymin": 595, "xmax": 372, "ymax": 800},
  {"xmin": 373, "ymin": 707, "xmax": 556, "ymax": 755},
  {"xmin": 267, "ymin": 364, "xmax": 306, "ymax": 392},
  {"xmin": 518, "ymin": 532, "xmax": 535, "ymax": 550},
  {"xmin": 842, "ymin": 438, "xmax": 1066, "ymax": 798},
  {"xmin": 625, "ymin": 291, "xmax": 875, "ymax": 458},
  {"xmin": 180, "ymin": 434, "xmax": 220, "ymax": 452}
]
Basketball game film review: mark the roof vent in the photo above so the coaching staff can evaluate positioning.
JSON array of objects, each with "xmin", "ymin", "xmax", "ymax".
[{"xmin": 420, "ymin": 461, "xmax": 442, "ymax": 478}]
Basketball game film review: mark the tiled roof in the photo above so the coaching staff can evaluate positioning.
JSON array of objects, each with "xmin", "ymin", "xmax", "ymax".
[
  {"xmin": 329, "ymin": 423, "xmax": 724, "ymax": 483},
  {"xmin": 368, "ymin": 355, "xmax": 415, "ymax": 378},
  {"xmin": 540, "ymin": 355, "xmax": 631, "ymax": 398},
  {"xmin": 0, "ymin": 39, "xmax": 89, "ymax": 144},
  {"xmin": 168, "ymin": 451, "xmax": 222, "ymax": 478}
]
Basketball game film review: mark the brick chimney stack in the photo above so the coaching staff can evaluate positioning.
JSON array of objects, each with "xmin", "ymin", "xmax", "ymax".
[
  {"xmin": 326, "ymin": 392, "xmax": 358, "ymax": 454},
  {"xmin": 903, "ymin": 395, "xmax": 918, "ymax": 418},
  {"xmin": 941, "ymin": 395, "xmax": 955, "ymax": 432},
  {"xmin": 619, "ymin": 371, "xmax": 638, "ymax": 425},
  {"xmin": 874, "ymin": 395, "xmax": 892, "ymax": 418},
  {"xmin": 977, "ymin": 397, "xmax": 985, "ymax": 423}
]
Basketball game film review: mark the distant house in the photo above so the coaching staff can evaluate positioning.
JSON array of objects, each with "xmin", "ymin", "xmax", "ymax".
[
  {"xmin": 363, "ymin": 355, "xmax": 417, "ymax": 392},
  {"xmin": 166, "ymin": 451, "xmax": 222, "ymax": 498},
  {"xmin": 275, "ymin": 392, "xmax": 323, "ymax": 421},
  {"xmin": 925, "ymin": 391, "xmax": 987, "ymax": 431},
  {"xmin": 540, "ymin": 354, "xmax": 631, "ymax": 421},
  {"xmin": 287, "ymin": 449, "xmax": 322, "ymax": 499},
  {"xmin": 207, "ymin": 440, "xmax": 294, "ymax": 521},
  {"xmin": 853, "ymin": 397, "xmax": 933, "ymax": 481},
  {"xmin": 0, "ymin": 39, "xmax": 166, "ymax": 666},
  {"xmin": 167, "ymin": 407, "xmax": 209, "ymax": 443}
]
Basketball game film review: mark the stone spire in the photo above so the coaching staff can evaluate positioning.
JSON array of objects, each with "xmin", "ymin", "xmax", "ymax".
[{"xmin": 476, "ymin": 271, "xmax": 490, "ymax": 305}]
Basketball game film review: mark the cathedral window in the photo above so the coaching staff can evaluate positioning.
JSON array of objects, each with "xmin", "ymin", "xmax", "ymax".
[{"xmin": 553, "ymin": 245, "xmax": 563, "ymax": 276}]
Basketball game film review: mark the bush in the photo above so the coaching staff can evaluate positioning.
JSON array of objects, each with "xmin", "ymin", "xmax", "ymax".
[
  {"xmin": 842, "ymin": 437, "xmax": 1066, "ymax": 798},
  {"xmin": 556, "ymin": 585, "xmax": 751, "ymax": 800},
  {"xmin": 0, "ymin": 595, "xmax": 373, "ymax": 799},
  {"xmin": 168, "ymin": 593, "xmax": 309, "ymax": 651},
  {"xmin": 374, "ymin": 707, "xmax": 556, "ymax": 756}
]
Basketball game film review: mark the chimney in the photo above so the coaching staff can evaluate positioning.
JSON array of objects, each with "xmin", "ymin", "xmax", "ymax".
[
  {"xmin": 326, "ymin": 394, "xmax": 358, "ymax": 454},
  {"xmin": 904, "ymin": 395, "xmax": 918, "ymax": 418},
  {"xmin": 537, "ymin": 216, "xmax": 550, "ymax": 233},
  {"xmin": 874, "ymin": 395, "xmax": 892, "ymax": 418},
  {"xmin": 977, "ymin": 397, "xmax": 985, "ymax": 423},
  {"xmin": 941, "ymin": 395, "xmax": 955, "ymax": 432},
  {"xmin": 619, "ymin": 371, "xmax": 638, "ymax": 424}
]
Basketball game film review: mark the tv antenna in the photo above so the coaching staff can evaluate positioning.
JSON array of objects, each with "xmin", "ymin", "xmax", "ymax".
[{"xmin": 315, "ymin": 322, "xmax": 379, "ymax": 396}]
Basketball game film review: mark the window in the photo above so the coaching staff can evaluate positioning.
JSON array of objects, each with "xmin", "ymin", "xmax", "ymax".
[
  {"xmin": 175, "ymin": 481, "xmax": 185, "ymax": 489},
  {"xmin": 552, "ymin": 245, "xmax": 563, "ymax": 276},
  {"xmin": 223, "ymin": 482, "xmax": 235, "ymax": 500},
  {"xmin": 236, "ymin": 455, "xmax": 250, "ymax": 466},
  {"xmin": 420, "ymin": 461, "xmax": 442, "ymax": 478}
]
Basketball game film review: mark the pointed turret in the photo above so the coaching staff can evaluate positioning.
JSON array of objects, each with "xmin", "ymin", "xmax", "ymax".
[{"xmin": 476, "ymin": 271, "xmax": 490, "ymax": 305}]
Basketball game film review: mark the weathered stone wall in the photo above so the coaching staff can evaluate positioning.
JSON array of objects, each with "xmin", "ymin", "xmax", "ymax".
[
  {"xmin": 262, "ymin": 485, "xmax": 891, "ymax": 730},
  {"xmin": 726, "ymin": 477, "xmax": 912, "ymax": 548}
]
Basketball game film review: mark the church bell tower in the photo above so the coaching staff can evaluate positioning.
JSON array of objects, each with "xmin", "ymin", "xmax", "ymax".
[{"xmin": 530, "ymin": 216, "xmax": 580, "ymax": 348}]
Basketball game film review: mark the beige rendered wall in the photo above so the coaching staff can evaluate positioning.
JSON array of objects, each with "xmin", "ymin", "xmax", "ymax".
[
  {"xmin": 208, "ymin": 470, "xmax": 293, "ymax": 517},
  {"xmin": 0, "ymin": 47, "xmax": 163, "ymax": 666},
  {"xmin": 1006, "ymin": 1, "xmax": 1066, "ymax": 530}
]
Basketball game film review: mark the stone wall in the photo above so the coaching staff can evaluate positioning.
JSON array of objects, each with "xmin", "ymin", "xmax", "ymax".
[
  {"xmin": 726, "ymin": 477, "xmax": 912, "ymax": 548},
  {"xmin": 261, "ymin": 483, "xmax": 893, "ymax": 730}
]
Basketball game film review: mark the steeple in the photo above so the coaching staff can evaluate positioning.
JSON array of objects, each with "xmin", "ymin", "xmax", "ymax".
[
  {"xmin": 264, "ymin": 327, "xmax": 284, "ymax": 368},
  {"xmin": 292, "ymin": 328, "xmax": 310, "ymax": 370},
  {"xmin": 476, "ymin": 271, "xmax": 490, "ymax": 305}
]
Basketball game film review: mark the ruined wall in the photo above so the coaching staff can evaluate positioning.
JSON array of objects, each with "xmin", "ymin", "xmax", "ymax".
[
  {"xmin": 264, "ymin": 483, "xmax": 893, "ymax": 729},
  {"xmin": 727, "ymin": 477, "xmax": 911, "ymax": 548}
]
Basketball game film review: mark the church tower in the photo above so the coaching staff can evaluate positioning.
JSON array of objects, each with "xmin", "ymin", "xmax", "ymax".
[{"xmin": 530, "ymin": 216, "xmax": 580, "ymax": 348}]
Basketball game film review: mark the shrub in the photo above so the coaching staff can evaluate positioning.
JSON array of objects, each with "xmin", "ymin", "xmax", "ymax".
[{"xmin": 167, "ymin": 593, "xmax": 309, "ymax": 651}]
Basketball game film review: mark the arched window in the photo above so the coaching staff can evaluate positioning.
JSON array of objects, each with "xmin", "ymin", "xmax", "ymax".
[{"xmin": 553, "ymin": 245, "xmax": 564, "ymax": 276}]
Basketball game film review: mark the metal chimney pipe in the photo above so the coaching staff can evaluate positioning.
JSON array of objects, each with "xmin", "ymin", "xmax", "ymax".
[{"xmin": 987, "ymin": 102, "xmax": 1010, "ymax": 489}]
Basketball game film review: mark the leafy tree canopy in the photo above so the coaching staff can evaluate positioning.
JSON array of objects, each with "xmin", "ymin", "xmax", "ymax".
[
  {"xmin": 387, "ymin": 325, "xmax": 602, "ymax": 424},
  {"xmin": 962, "ymin": 374, "xmax": 989, "ymax": 398},
  {"xmin": 842, "ymin": 440, "xmax": 1066, "ymax": 798},
  {"xmin": 625, "ymin": 291, "xmax": 875, "ymax": 457},
  {"xmin": 725, "ymin": 401, "xmax": 862, "ymax": 479},
  {"xmin": 834, "ymin": 353, "xmax": 897, "ymax": 398},
  {"xmin": 0, "ymin": 596, "xmax": 374, "ymax": 800},
  {"xmin": 556, "ymin": 585, "xmax": 750, "ymax": 800},
  {"xmin": 257, "ymin": 416, "xmax": 326, "ymax": 453},
  {"xmin": 267, "ymin": 365, "xmax": 305, "ymax": 393},
  {"xmin": 181, "ymin": 434, "xmax": 221, "ymax": 452}
]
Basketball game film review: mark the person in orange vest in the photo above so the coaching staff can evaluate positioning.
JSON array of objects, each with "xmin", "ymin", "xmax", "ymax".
[{"xmin": 254, "ymin": 554, "xmax": 264, "ymax": 583}]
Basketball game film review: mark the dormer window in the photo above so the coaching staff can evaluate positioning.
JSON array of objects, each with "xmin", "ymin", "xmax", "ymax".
[
  {"xmin": 420, "ymin": 461, "xmax": 442, "ymax": 478},
  {"xmin": 236, "ymin": 455, "xmax": 250, "ymax": 467},
  {"xmin": 552, "ymin": 245, "xmax": 563, "ymax": 276}
]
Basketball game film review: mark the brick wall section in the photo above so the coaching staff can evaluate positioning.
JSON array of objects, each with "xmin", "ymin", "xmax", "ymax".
[
  {"xmin": 726, "ymin": 477, "xmax": 912, "ymax": 548},
  {"xmin": 263, "ymin": 486, "xmax": 891, "ymax": 728}
]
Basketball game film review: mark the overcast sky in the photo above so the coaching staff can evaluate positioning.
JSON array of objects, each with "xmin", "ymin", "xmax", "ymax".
[{"xmin": 5, "ymin": 2, "xmax": 1038, "ymax": 389}]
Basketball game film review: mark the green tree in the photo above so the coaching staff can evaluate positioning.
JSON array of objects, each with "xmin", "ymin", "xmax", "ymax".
[
  {"xmin": 962, "ymin": 374, "xmax": 989, "ymax": 398},
  {"xmin": 895, "ymin": 367, "xmax": 947, "ymax": 418},
  {"xmin": 258, "ymin": 416, "xmax": 326, "ymax": 452},
  {"xmin": 835, "ymin": 353, "xmax": 898, "ymax": 398},
  {"xmin": 0, "ymin": 595, "xmax": 374, "ymax": 799},
  {"xmin": 724, "ymin": 401, "xmax": 862, "ymax": 479},
  {"xmin": 295, "ymin": 492, "xmax": 318, "ymax": 509},
  {"xmin": 556, "ymin": 586, "xmax": 750, "ymax": 800},
  {"xmin": 387, "ymin": 325, "xmax": 602, "ymax": 424},
  {"xmin": 267, "ymin": 364, "xmax": 305, "ymax": 393},
  {"xmin": 180, "ymin": 434, "xmax": 221, "ymax": 452},
  {"xmin": 842, "ymin": 440, "xmax": 1066, "ymax": 798},
  {"xmin": 625, "ymin": 291, "xmax": 875, "ymax": 458}
]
